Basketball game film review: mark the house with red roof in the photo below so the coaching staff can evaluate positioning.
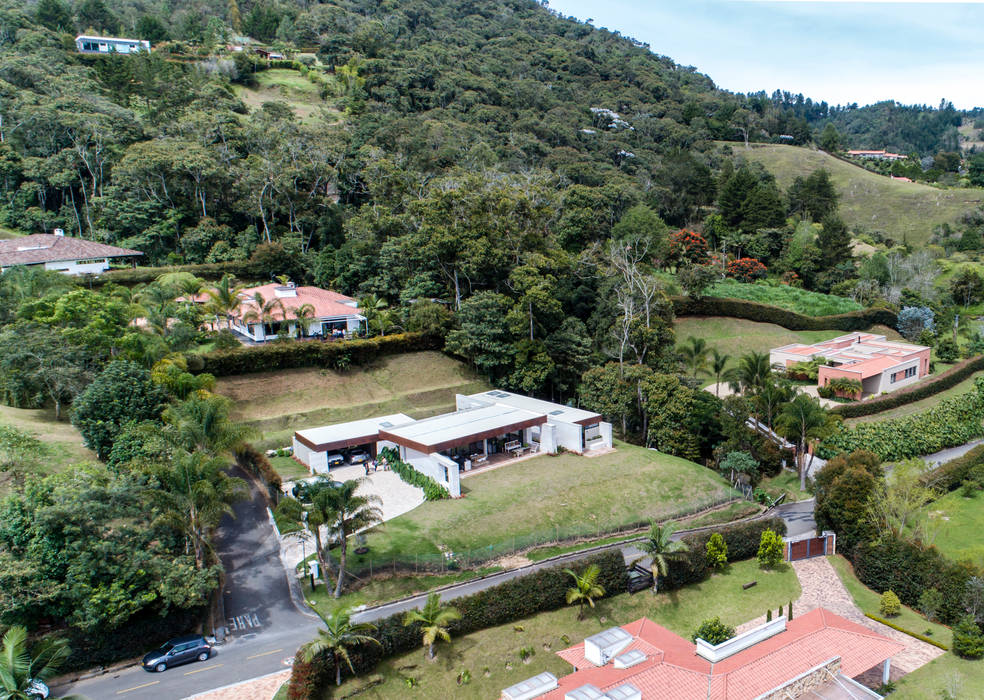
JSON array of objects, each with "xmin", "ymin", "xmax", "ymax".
[
  {"xmin": 0, "ymin": 232, "xmax": 142, "ymax": 275},
  {"xmin": 770, "ymin": 333, "xmax": 930, "ymax": 398},
  {"xmin": 228, "ymin": 282, "xmax": 365, "ymax": 342},
  {"xmin": 502, "ymin": 609, "xmax": 903, "ymax": 700}
]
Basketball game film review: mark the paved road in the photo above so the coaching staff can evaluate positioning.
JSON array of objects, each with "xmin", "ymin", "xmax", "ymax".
[
  {"xmin": 921, "ymin": 439, "xmax": 984, "ymax": 468},
  {"xmin": 55, "ymin": 497, "xmax": 816, "ymax": 699},
  {"xmin": 55, "ymin": 469, "xmax": 320, "ymax": 700}
]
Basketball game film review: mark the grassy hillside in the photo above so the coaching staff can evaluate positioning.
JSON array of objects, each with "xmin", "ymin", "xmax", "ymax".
[
  {"xmin": 706, "ymin": 280, "xmax": 863, "ymax": 316},
  {"xmin": 234, "ymin": 68, "xmax": 332, "ymax": 122},
  {"xmin": 731, "ymin": 143, "xmax": 984, "ymax": 246},
  {"xmin": 215, "ymin": 351, "xmax": 488, "ymax": 448},
  {"xmin": 0, "ymin": 405, "xmax": 95, "ymax": 489}
]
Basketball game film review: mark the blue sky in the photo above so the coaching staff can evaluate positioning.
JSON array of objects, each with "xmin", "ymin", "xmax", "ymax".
[{"xmin": 546, "ymin": 1, "xmax": 984, "ymax": 109}]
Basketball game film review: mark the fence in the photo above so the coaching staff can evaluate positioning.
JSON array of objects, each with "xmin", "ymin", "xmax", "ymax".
[{"xmin": 339, "ymin": 492, "xmax": 746, "ymax": 580}]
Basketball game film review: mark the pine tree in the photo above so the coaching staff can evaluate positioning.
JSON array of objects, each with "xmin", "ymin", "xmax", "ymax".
[
  {"xmin": 227, "ymin": 0, "xmax": 242, "ymax": 33},
  {"xmin": 817, "ymin": 215, "xmax": 853, "ymax": 270}
]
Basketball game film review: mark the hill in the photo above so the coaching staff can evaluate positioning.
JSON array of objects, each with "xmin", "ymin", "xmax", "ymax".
[{"xmin": 731, "ymin": 144, "xmax": 984, "ymax": 246}]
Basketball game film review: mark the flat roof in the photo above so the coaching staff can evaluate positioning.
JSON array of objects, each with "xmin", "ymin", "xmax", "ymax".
[
  {"xmin": 294, "ymin": 413, "xmax": 414, "ymax": 452},
  {"xmin": 468, "ymin": 389, "xmax": 602, "ymax": 426},
  {"xmin": 380, "ymin": 404, "xmax": 546, "ymax": 454}
]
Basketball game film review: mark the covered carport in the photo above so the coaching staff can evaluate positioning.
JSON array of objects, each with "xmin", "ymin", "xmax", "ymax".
[{"xmin": 292, "ymin": 413, "xmax": 414, "ymax": 474}]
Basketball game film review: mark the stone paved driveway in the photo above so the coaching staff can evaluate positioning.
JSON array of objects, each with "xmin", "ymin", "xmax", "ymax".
[
  {"xmin": 737, "ymin": 556, "xmax": 944, "ymax": 682},
  {"xmin": 186, "ymin": 669, "xmax": 290, "ymax": 700}
]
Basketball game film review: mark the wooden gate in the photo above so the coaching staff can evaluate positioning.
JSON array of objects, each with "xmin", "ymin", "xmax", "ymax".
[{"xmin": 785, "ymin": 532, "xmax": 835, "ymax": 562}]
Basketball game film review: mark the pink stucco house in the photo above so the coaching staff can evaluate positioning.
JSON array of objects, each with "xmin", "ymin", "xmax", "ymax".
[{"xmin": 770, "ymin": 333, "xmax": 930, "ymax": 397}]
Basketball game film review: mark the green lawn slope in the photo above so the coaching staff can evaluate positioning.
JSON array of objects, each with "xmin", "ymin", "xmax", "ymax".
[{"xmin": 731, "ymin": 143, "xmax": 984, "ymax": 246}]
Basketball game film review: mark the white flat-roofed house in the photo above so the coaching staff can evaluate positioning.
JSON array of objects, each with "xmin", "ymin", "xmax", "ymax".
[
  {"xmin": 293, "ymin": 414, "xmax": 414, "ymax": 474},
  {"xmin": 76, "ymin": 35, "xmax": 151, "ymax": 54},
  {"xmin": 0, "ymin": 232, "xmax": 142, "ymax": 275},
  {"xmin": 227, "ymin": 283, "xmax": 366, "ymax": 342}
]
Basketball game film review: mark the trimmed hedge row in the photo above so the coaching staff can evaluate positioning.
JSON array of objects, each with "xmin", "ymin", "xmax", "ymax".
[
  {"xmin": 287, "ymin": 550, "xmax": 627, "ymax": 699},
  {"xmin": 91, "ymin": 261, "xmax": 254, "ymax": 286},
  {"xmin": 852, "ymin": 536, "xmax": 977, "ymax": 626},
  {"xmin": 194, "ymin": 332, "xmax": 443, "ymax": 377},
  {"xmin": 864, "ymin": 612, "xmax": 950, "ymax": 650},
  {"xmin": 922, "ymin": 444, "xmax": 984, "ymax": 494},
  {"xmin": 662, "ymin": 517, "xmax": 787, "ymax": 591},
  {"xmin": 830, "ymin": 355, "xmax": 984, "ymax": 419},
  {"xmin": 671, "ymin": 296, "xmax": 897, "ymax": 331}
]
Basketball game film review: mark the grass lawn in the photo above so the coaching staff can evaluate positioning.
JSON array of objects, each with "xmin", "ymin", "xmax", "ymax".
[
  {"xmin": 358, "ymin": 442, "xmax": 739, "ymax": 565},
  {"xmin": 0, "ymin": 405, "xmax": 95, "ymax": 490},
  {"xmin": 270, "ymin": 455, "xmax": 309, "ymax": 482},
  {"xmin": 234, "ymin": 68, "xmax": 334, "ymax": 121},
  {"xmin": 921, "ymin": 490, "xmax": 984, "ymax": 569},
  {"xmin": 705, "ymin": 280, "xmax": 863, "ymax": 316},
  {"xmin": 846, "ymin": 371, "xmax": 984, "ymax": 425},
  {"xmin": 827, "ymin": 555, "xmax": 951, "ymax": 642},
  {"xmin": 889, "ymin": 651, "xmax": 984, "ymax": 699},
  {"xmin": 215, "ymin": 351, "xmax": 489, "ymax": 449},
  {"xmin": 758, "ymin": 470, "xmax": 812, "ymax": 503},
  {"xmin": 324, "ymin": 559, "xmax": 800, "ymax": 699},
  {"xmin": 731, "ymin": 143, "xmax": 984, "ymax": 246},
  {"xmin": 0, "ymin": 226, "xmax": 22, "ymax": 239}
]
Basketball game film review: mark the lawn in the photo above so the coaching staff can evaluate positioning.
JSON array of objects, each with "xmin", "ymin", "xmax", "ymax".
[
  {"xmin": 234, "ymin": 68, "xmax": 334, "ymax": 121},
  {"xmin": 705, "ymin": 280, "xmax": 863, "ymax": 316},
  {"xmin": 758, "ymin": 470, "xmax": 812, "ymax": 503},
  {"xmin": 0, "ymin": 405, "xmax": 95, "ymax": 488},
  {"xmin": 323, "ymin": 558, "xmax": 800, "ymax": 700},
  {"xmin": 845, "ymin": 371, "xmax": 984, "ymax": 425},
  {"xmin": 889, "ymin": 651, "xmax": 984, "ymax": 699},
  {"xmin": 920, "ymin": 490, "xmax": 984, "ymax": 569},
  {"xmin": 731, "ymin": 143, "xmax": 984, "ymax": 246},
  {"xmin": 357, "ymin": 442, "xmax": 740, "ymax": 566},
  {"xmin": 827, "ymin": 555, "xmax": 951, "ymax": 642},
  {"xmin": 215, "ymin": 351, "xmax": 489, "ymax": 449},
  {"xmin": 270, "ymin": 454, "xmax": 309, "ymax": 482}
]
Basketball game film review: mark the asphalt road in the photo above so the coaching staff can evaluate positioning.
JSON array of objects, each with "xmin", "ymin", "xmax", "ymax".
[{"xmin": 55, "ymin": 497, "xmax": 816, "ymax": 700}]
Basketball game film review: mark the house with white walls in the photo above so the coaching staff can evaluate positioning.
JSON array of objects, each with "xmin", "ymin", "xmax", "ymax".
[
  {"xmin": 227, "ymin": 283, "xmax": 365, "ymax": 342},
  {"xmin": 0, "ymin": 232, "xmax": 142, "ymax": 275}
]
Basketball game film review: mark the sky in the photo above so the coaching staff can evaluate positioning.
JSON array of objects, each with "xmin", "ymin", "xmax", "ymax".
[{"xmin": 545, "ymin": 1, "xmax": 984, "ymax": 109}]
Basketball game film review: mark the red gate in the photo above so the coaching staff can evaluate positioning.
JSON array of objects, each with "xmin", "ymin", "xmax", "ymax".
[{"xmin": 785, "ymin": 532, "xmax": 836, "ymax": 562}]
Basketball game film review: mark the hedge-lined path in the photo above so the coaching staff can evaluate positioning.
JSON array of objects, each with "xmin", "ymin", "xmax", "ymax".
[
  {"xmin": 921, "ymin": 438, "xmax": 984, "ymax": 468},
  {"xmin": 736, "ymin": 557, "xmax": 944, "ymax": 682}
]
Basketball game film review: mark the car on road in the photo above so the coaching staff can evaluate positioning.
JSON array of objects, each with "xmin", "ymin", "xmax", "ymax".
[
  {"xmin": 346, "ymin": 448, "xmax": 371, "ymax": 465},
  {"xmin": 141, "ymin": 635, "xmax": 212, "ymax": 673}
]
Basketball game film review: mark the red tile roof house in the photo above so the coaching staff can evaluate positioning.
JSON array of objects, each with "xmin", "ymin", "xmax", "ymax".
[
  {"xmin": 227, "ymin": 282, "xmax": 366, "ymax": 342},
  {"xmin": 502, "ymin": 609, "xmax": 903, "ymax": 700},
  {"xmin": 770, "ymin": 333, "xmax": 930, "ymax": 398},
  {"xmin": 0, "ymin": 232, "xmax": 142, "ymax": 275}
]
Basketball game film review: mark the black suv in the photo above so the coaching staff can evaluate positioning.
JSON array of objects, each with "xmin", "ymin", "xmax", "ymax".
[{"xmin": 142, "ymin": 635, "xmax": 212, "ymax": 672}]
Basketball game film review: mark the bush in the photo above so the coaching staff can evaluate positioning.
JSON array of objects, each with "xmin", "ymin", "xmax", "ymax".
[
  {"xmin": 196, "ymin": 332, "xmax": 443, "ymax": 376},
  {"xmin": 233, "ymin": 443, "xmax": 282, "ymax": 502},
  {"xmin": 697, "ymin": 280, "xmax": 864, "ymax": 316},
  {"xmin": 378, "ymin": 447, "xmax": 450, "ymax": 500},
  {"xmin": 93, "ymin": 261, "xmax": 252, "ymax": 286},
  {"xmin": 692, "ymin": 617, "xmax": 736, "ymax": 645},
  {"xmin": 922, "ymin": 444, "xmax": 984, "ymax": 494},
  {"xmin": 705, "ymin": 533, "xmax": 728, "ymax": 570},
  {"xmin": 937, "ymin": 337, "xmax": 959, "ymax": 363},
  {"xmin": 919, "ymin": 588, "xmax": 944, "ymax": 622},
  {"xmin": 671, "ymin": 296, "xmax": 895, "ymax": 331},
  {"xmin": 830, "ymin": 355, "xmax": 984, "ymax": 419},
  {"xmin": 289, "ymin": 551, "xmax": 626, "ymax": 696},
  {"xmin": 864, "ymin": 613, "xmax": 949, "ymax": 651},
  {"xmin": 725, "ymin": 258, "xmax": 768, "ymax": 283},
  {"xmin": 953, "ymin": 615, "xmax": 984, "ymax": 659},
  {"xmin": 757, "ymin": 529, "xmax": 784, "ymax": 569},
  {"xmin": 879, "ymin": 590, "xmax": 901, "ymax": 617}
]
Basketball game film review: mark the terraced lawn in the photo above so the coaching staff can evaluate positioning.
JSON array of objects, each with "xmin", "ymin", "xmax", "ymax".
[{"xmin": 921, "ymin": 490, "xmax": 984, "ymax": 569}]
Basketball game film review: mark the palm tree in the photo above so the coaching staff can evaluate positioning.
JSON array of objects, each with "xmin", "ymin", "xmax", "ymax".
[
  {"xmin": 322, "ymin": 479, "xmax": 383, "ymax": 598},
  {"xmin": 755, "ymin": 380, "xmax": 794, "ymax": 429},
  {"xmin": 403, "ymin": 593, "xmax": 462, "ymax": 660},
  {"xmin": 204, "ymin": 274, "xmax": 246, "ymax": 330},
  {"xmin": 709, "ymin": 350, "xmax": 737, "ymax": 397},
  {"xmin": 677, "ymin": 336, "xmax": 710, "ymax": 379},
  {"xmin": 292, "ymin": 303, "xmax": 317, "ymax": 338},
  {"xmin": 302, "ymin": 608, "xmax": 379, "ymax": 687},
  {"xmin": 564, "ymin": 564, "xmax": 606, "ymax": 620},
  {"xmin": 731, "ymin": 351, "xmax": 772, "ymax": 395},
  {"xmin": 300, "ymin": 478, "xmax": 340, "ymax": 590},
  {"xmin": 358, "ymin": 294, "xmax": 388, "ymax": 336},
  {"xmin": 162, "ymin": 392, "xmax": 253, "ymax": 456},
  {"xmin": 639, "ymin": 521, "xmax": 688, "ymax": 593},
  {"xmin": 149, "ymin": 450, "xmax": 248, "ymax": 569},
  {"xmin": 775, "ymin": 394, "xmax": 840, "ymax": 491},
  {"xmin": 0, "ymin": 626, "xmax": 79, "ymax": 700}
]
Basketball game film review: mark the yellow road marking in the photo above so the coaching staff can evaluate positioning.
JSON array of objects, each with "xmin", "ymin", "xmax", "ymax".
[
  {"xmin": 184, "ymin": 663, "xmax": 223, "ymax": 676},
  {"xmin": 247, "ymin": 648, "xmax": 283, "ymax": 660},
  {"xmin": 116, "ymin": 681, "xmax": 160, "ymax": 694}
]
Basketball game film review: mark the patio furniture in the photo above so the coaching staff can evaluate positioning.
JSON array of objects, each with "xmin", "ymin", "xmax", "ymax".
[
  {"xmin": 471, "ymin": 453, "xmax": 488, "ymax": 466},
  {"xmin": 504, "ymin": 440, "xmax": 522, "ymax": 456}
]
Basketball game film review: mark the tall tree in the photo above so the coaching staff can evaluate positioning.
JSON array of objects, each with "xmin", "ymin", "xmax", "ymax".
[
  {"xmin": 677, "ymin": 336, "xmax": 710, "ymax": 378},
  {"xmin": 817, "ymin": 215, "xmax": 853, "ymax": 271},
  {"xmin": 302, "ymin": 609, "xmax": 379, "ymax": 687},
  {"xmin": 322, "ymin": 479, "xmax": 383, "ymax": 598},
  {"xmin": 709, "ymin": 350, "xmax": 736, "ymax": 397},
  {"xmin": 775, "ymin": 394, "xmax": 839, "ymax": 490}
]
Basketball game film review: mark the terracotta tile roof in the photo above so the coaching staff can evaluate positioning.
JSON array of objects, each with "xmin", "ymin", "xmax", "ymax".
[
  {"xmin": 0, "ymin": 234, "xmax": 142, "ymax": 267},
  {"xmin": 234, "ymin": 283, "xmax": 362, "ymax": 320},
  {"xmin": 536, "ymin": 609, "xmax": 903, "ymax": 700}
]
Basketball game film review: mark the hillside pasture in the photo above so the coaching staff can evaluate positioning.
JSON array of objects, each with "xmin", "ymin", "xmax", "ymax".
[
  {"xmin": 215, "ymin": 351, "xmax": 488, "ymax": 448},
  {"xmin": 234, "ymin": 68, "xmax": 332, "ymax": 121},
  {"xmin": 706, "ymin": 280, "xmax": 863, "ymax": 316},
  {"xmin": 0, "ymin": 405, "xmax": 96, "ymax": 484},
  {"xmin": 731, "ymin": 143, "xmax": 984, "ymax": 246}
]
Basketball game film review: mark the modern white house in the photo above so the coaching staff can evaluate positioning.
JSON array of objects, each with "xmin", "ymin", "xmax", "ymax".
[
  {"xmin": 227, "ymin": 283, "xmax": 366, "ymax": 342},
  {"xmin": 0, "ymin": 232, "xmax": 142, "ymax": 275},
  {"xmin": 75, "ymin": 35, "xmax": 151, "ymax": 54},
  {"xmin": 292, "ymin": 391, "xmax": 613, "ymax": 498}
]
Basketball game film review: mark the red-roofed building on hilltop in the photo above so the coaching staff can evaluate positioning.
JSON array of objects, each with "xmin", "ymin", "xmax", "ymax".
[
  {"xmin": 227, "ymin": 282, "xmax": 365, "ymax": 342},
  {"xmin": 503, "ymin": 609, "xmax": 903, "ymax": 700},
  {"xmin": 0, "ymin": 232, "xmax": 142, "ymax": 275}
]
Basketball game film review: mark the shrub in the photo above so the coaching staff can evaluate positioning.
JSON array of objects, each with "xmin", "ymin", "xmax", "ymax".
[
  {"xmin": 94, "ymin": 261, "xmax": 252, "ymax": 286},
  {"xmin": 766, "ymin": 609, "xmax": 772, "ymax": 622},
  {"xmin": 937, "ymin": 337, "xmax": 959, "ymax": 363},
  {"xmin": 379, "ymin": 447, "xmax": 450, "ymax": 500},
  {"xmin": 196, "ymin": 332, "xmax": 443, "ymax": 376},
  {"xmin": 827, "ymin": 377, "xmax": 862, "ymax": 400},
  {"xmin": 233, "ymin": 443, "xmax": 282, "ymax": 502},
  {"xmin": 919, "ymin": 588, "xmax": 944, "ymax": 622},
  {"xmin": 952, "ymin": 615, "xmax": 984, "ymax": 659},
  {"xmin": 725, "ymin": 257, "xmax": 768, "ymax": 283},
  {"xmin": 692, "ymin": 617, "xmax": 735, "ymax": 645},
  {"xmin": 671, "ymin": 296, "xmax": 895, "ymax": 330},
  {"xmin": 705, "ymin": 533, "xmax": 728, "ymax": 570},
  {"xmin": 897, "ymin": 306, "xmax": 935, "ymax": 341},
  {"xmin": 817, "ymin": 385, "xmax": 835, "ymax": 399},
  {"xmin": 863, "ymin": 613, "xmax": 949, "ymax": 651},
  {"xmin": 922, "ymin": 443, "xmax": 984, "ymax": 494},
  {"xmin": 879, "ymin": 590, "xmax": 901, "ymax": 617},
  {"xmin": 757, "ymin": 529, "xmax": 784, "ymax": 569}
]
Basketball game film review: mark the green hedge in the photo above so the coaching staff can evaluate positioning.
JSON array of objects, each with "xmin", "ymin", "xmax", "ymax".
[
  {"xmin": 819, "ymin": 383, "xmax": 984, "ymax": 461},
  {"xmin": 864, "ymin": 612, "xmax": 950, "ymax": 650},
  {"xmin": 671, "ymin": 296, "xmax": 897, "ymax": 331},
  {"xmin": 287, "ymin": 550, "xmax": 627, "ymax": 699},
  {"xmin": 831, "ymin": 355, "xmax": 984, "ymax": 419},
  {"xmin": 90, "ymin": 261, "xmax": 254, "ymax": 286},
  {"xmin": 852, "ymin": 536, "xmax": 977, "ymax": 626},
  {"xmin": 194, "ymin": 332, "xmax": 443, "ymax": 376},
  {"xmin": 922, "ymin": 444, "xmax": 984, "ymax": 494},
  {"xmin": 379, "ymin": 447, "xmax": 449, "ymax": 500}
]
